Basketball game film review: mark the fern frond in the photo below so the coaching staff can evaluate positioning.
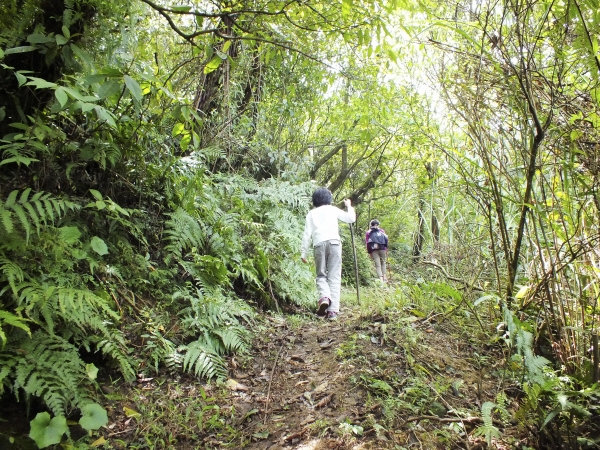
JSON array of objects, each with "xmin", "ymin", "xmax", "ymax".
[
  {"xmin": 8, "ymin": 331, "xmax": 90, "ymax": 415},
  {"xmin": 213, "ymin": 326, "xmax": 248, "ymax": 354},
  {"xmin": 0, "ymin": 190, "xmax": 81, "ymax": 240},
  {"xmin": 0, "ymin": 310, "xmax": 31, "ymax": 347},
  {"xmin": 163, "ymin": 208, "xmax": 205, "ymax": 258},
  {"xmin": 0, "ymin": 205, "xmax": 13, "ymax": 234},
  {"xmin": 503, "ymin": 306, "xmax": 550, "ymax": 383},
  {"xmin": 165, "ymin": 349, "xmax": 183, "ymax": 373},
  {"xmin": 182, "ymin": 338, "xmax": 227, "ymax": 380},
  {"xmin": 0, "ymin": 352, "xmax": 19, "ymax": 395},
  {"xmin": 473, "ymin": 401, "xmax": 501, "ymax": 445},
  {"xmin": 22, "ymin": 200, "xmax": 41, "ymax": 230},
  {"xmin": 11, "ymin": 203, "xmax": 31, "ymax": 241},
  {"xmin": 95, "ymin": 338, "xmax": 136, "ymax": 382},
  {"xmin": 0, "ymin": 257, "xmax": 25, "ymax": 296},
  {"xmin": 4, "ymin": 190, "xmax": 18, "ymax": 208}
]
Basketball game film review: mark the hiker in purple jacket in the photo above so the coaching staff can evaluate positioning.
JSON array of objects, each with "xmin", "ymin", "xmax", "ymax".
[{"xmin": 366, "ymin": 219, "xmax": 388, "ymax": 283}]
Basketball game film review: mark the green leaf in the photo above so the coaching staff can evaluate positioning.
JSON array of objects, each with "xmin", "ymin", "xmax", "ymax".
[
  {"xmin": 172, "ymin": 122, "xmax": 185, "ymax": 137},
  {"xmin": 25, "ymin": 77, "xmax": 58, "ymax": 89},
  {"xmin": 124, "ymin": 75, "xmax": 143, "ymax": 102},
  {"xmin": 90, "ymin": 236, "xmax": 109, "ymax": 256},
  {"xmin": 27, "ymin": 33, "xmax": 54, "ymax": 44},
  {"xmin": 204, "ymin": 56, "xmax": 223, "ymax": 74},
  {"xmin": 0, "ymin": 206, "xmax": 13, "ymax": 233},
  {"xmin": 15, "ymin": 72, "xmax": 27, "ymax": 87},
  {"xmin": 29, "ymin": 413, "xmax": 67, "ymax": 448},
  {"xmin": 80, "ymin": 102, "xmax": 96, "ymax": 113},
  {"xmin": 70, "ymin": 44, "xmax": 94, "ymax": 66},
  {"xmin": 59, "ymin": 226, "xmax": 81, "ymax": 244},
  {"xmin": 342, "ymin": 0, "xmax": 353, "ymax": 18},
  {"xmin": 94, "ymin": 106, "xmax": 117, "ymax": 128},
  {"xmin": 4, "ymin": 46, "xmax": 38, "ymax": 55},
  {"xmin": 123, "ymin": 407, "xmax": 141, "ymax": 418},
  {"xmin": 89, "ymin": 189, "xmax": 103, "ymax": 200},
  {"xmin": 86, "ymin": 363, "xmax": 99, "ymax": 380},
  {"xmin": 55, "ymin": 87, "xmax": 68, "ymax": 107},
  {"xmin": 0, "ymin": 156, "xmax": 40, "ymax": 167},
  {"xmin": 79, "ymin": 404, "xmax": 108, "ymax": 431},
  {"xmin": 55, "ymin": 35, "xmax": 69, "ymax": 46},
  {"xmin": 180, "ymin": 133, "xmax": 191, "ymax": 151},
  {"xmin": 62, "ymin": 26, "xmax": 71, "ymax": 39},
  {"xmin": 0, "ymin": 48, "xmax": 4, "ymax": 59},
  {"xmin": 0, "ymin": 310, "xmax": 30, "ymax": 345},
  {"xmin": 5, "ymin": 190, "xmax": 18, "ymax": 208},
  {"xmin": 64, "ymin": 87, "xmax": 84, "ymax": 100}
]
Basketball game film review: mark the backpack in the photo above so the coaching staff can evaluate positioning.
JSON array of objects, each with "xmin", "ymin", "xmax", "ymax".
[{"xmin": 367, "ymin": 228, "xmax": 388, "ymax": 251}]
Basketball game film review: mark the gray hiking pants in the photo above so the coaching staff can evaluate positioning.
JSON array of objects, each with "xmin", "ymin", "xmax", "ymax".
[
  {"xmin": 372, "ymin": 249, "xmax": 387, "ymax": 279},
  {"xmin": 313, "ymin": 239, "xmax": 342, "ymax": 313}
]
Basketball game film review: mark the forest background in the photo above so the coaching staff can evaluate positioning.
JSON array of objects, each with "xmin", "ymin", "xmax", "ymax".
[{"xmin": 1, "ymin": 0, "xmax": 599, "ymax": 448}]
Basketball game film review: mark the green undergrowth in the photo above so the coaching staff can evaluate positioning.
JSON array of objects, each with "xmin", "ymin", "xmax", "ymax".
[
  {"xmin": 0, "ymin": 174, "xmax": 319, "ymax": 448},
  {"xmin": 340, "ymin": 281, "xmax": 600, "ymax": 449},
  {"xmin": 103, "ymin": 382, "xmax": 243, "ymax": 450}
]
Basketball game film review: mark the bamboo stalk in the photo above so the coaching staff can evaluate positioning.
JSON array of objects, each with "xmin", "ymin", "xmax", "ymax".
[
  {"xmin": 593, "ymin": 333, "xmax": 599, "ymax": 383},
  {"xmin": 349, "ymin": 223, "xmax": 360, "ymax": 305}
]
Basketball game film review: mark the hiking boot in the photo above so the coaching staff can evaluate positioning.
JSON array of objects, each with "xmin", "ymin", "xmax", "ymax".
[
  {"xmin": 317, "ymin": 297, "xmax": 330, "ymax": 317},
  {"xmin": 326, "ymin": 311, "xmax": 339, "ymax": 321}
]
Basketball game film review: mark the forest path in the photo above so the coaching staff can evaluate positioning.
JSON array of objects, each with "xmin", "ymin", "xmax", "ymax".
[
  {"xmin": 225, "ymin": 294, "xmax": 504, "ymax": 450},
  {"xmin": 232, "ymin": 311, "xmax": 365, "ymax": 449}
]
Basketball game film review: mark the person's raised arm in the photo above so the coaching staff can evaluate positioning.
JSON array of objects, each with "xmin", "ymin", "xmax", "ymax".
[{"xmin": 338, "ymin": 198, "xmax": 355, "ymax": 223}]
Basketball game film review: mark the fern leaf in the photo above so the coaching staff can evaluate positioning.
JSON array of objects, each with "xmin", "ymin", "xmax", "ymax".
[
  {"xmin": 0, "ymin": 205, "xmax": 13, "ymax": 234},
  {"xmin": 0, "ymin": 310, "xmax": 30, "ymax": 346},
  {"xmin": 473, "ymin": 401, "xmax": 501, "ymax": 445},
  {"xmin": 182, "ymin": 338, "xmax": 227, "ymax": 380},
  {"xmin": 96, "ymin": 339, "xmax": 136, "ymax": 382},
  {"xmin": 0, "ymin": 258, "xmax": 25, "ymax": 296},
  {"xmin": 49, "ymin": 198, "xmax": 61, "ymax": 217},
  {"xmin": 11, "ymin": 331, "xmax": 90, "ymax": 415},
  {"xmin": 11, "ymin": 203, "xmax": 31, "ymax": 241},
  {"xmin": 22, "ymin": 201, "xmax": 41, "ymax": 232},
  {"xmin": 33, "ymin": 199, "xmax": 46, "ymax": 224},
  {"xmin": 19, "ymin": 188, "xmax": 32, "ymax": 204},
  {"xmin": 5, "ymin": 190, "xmax": 18, "ymax": 208},
  {"xmin": 214, "ymin": 327, "xmax": 247, "ymax": 353},
  {"xmin": 43, "ymin": 199, "xmax": 55, "ymax": 223}
]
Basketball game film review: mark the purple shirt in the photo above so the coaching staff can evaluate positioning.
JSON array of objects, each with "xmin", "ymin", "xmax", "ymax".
[{"xmin": 365, "ymin": 227, "xmax": 387, "ymax": 254}]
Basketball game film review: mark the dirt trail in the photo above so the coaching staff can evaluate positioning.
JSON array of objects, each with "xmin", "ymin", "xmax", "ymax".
[
  {"xmin": 231, "ymin": 313, "xmax": 366, "ymax": 449},
  {"xmin": 225, "ymin": 305, "xmax": 503, "ymax": 449}
]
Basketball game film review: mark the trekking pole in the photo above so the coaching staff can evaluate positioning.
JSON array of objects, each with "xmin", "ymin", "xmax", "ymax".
[{"xmin": 349, "ymin": 223, "xmax": 360, "ymax": 305}]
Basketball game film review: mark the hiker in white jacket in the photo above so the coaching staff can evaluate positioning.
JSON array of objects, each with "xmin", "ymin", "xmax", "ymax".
[{"xmin": 301, "ymin": 188, "xmax": 355, "ymax": 320}]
